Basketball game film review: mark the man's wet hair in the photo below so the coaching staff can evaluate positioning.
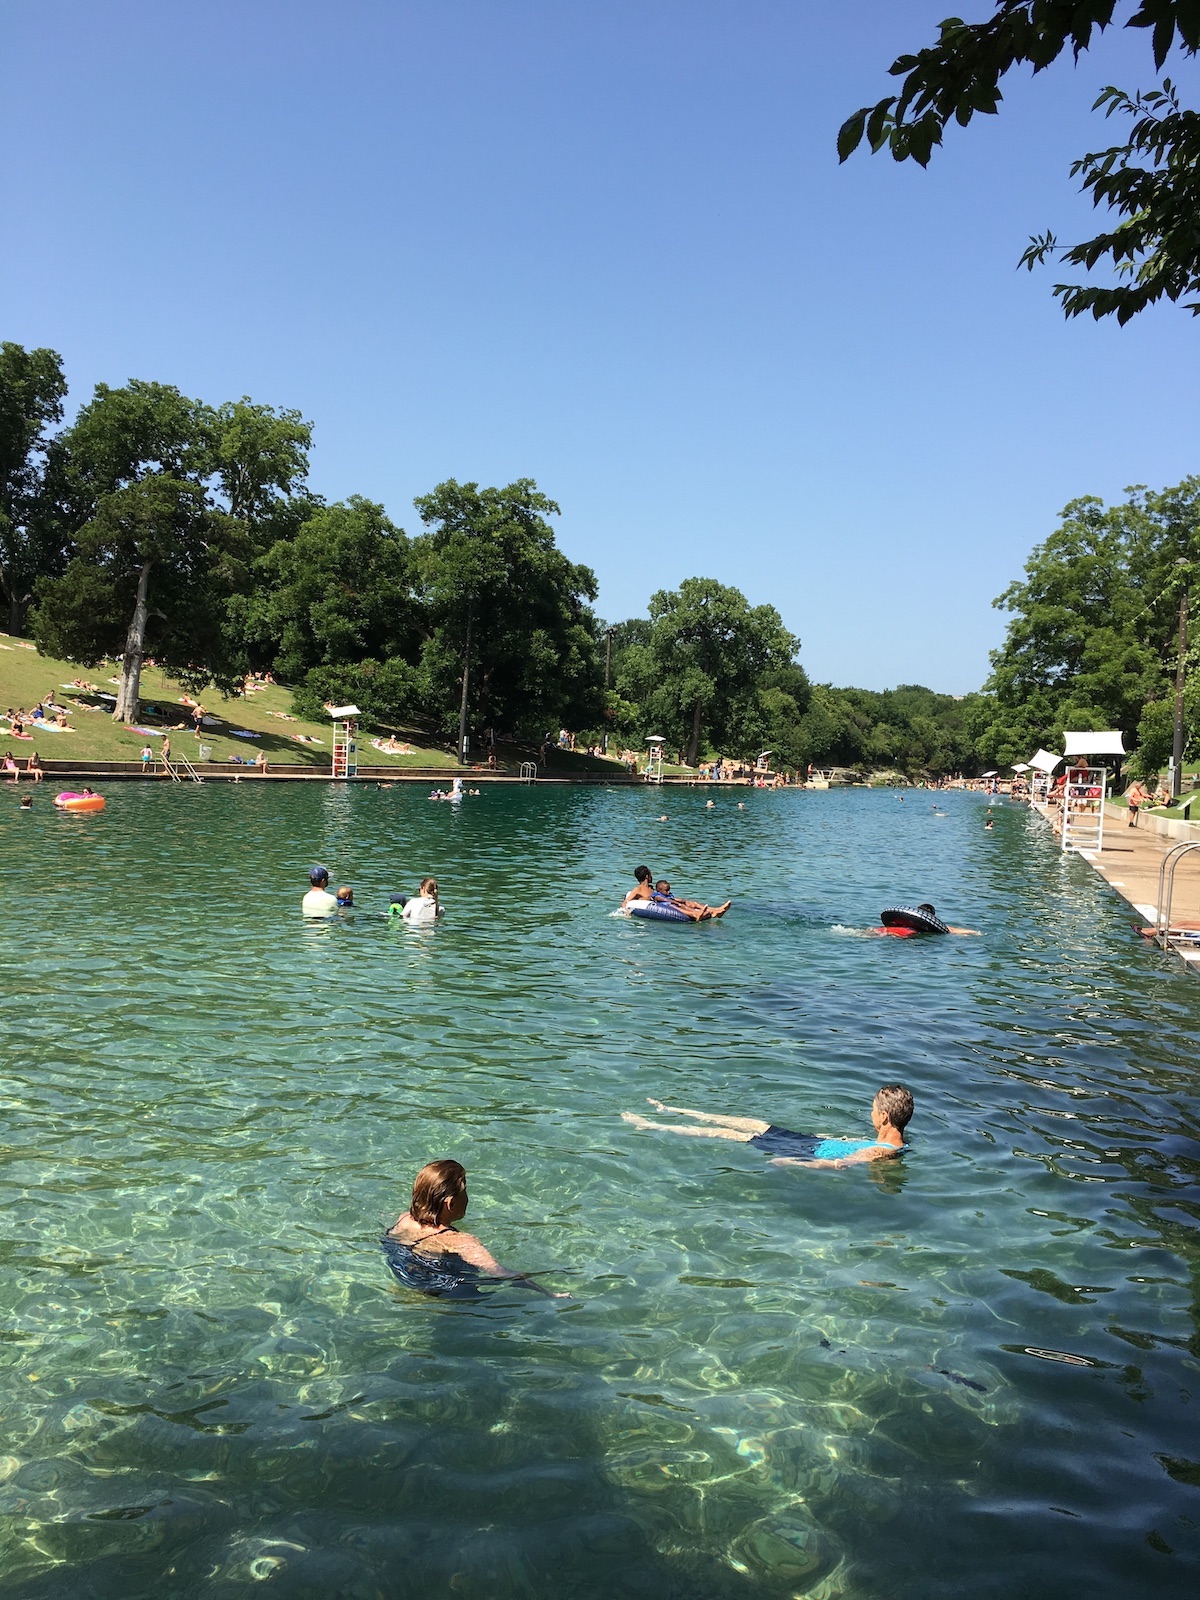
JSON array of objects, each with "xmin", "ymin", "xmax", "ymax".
[{"xmin": 874, "ymin": 1084, "xmax": 914, "ymax": 1130}]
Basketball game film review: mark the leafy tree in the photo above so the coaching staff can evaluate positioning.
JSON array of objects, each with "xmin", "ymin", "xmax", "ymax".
[
  {"xmin": 212, "ymin": 398, "xmax": 312, "ymax": 531},
  {"xmin": 34, "ymin": 475, "xmax": 249, "ymax": 719},
  {"xmin": 0, "ymin": 343, "xmax": 68, "ymax": 631},
  {"xmin": 618, "ymin": 578, "xmax": 800, "ymax": 765},
  {"xmin": 971, "ymin": 480, "xmax": 1200, "ymax": 767},
  {"xmin": 232, "ymin": 496, "xmax": 423, "ymax": 724},
  {"xmin": 32, "ymin": 381, "xmax": 253, "ymax": 721},
  {"xmin": 839, "ymin": 1, "xmax": 1200, "ymax": 321},
  {"xmin": 413, "ymin": 479, "xmax": 603, "ymax": 752}
]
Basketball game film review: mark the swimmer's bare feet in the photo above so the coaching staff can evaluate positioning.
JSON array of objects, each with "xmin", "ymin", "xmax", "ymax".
[
  {"xmin": 646, "ymin": 1098, "xmax": 668, "ymax": 1112},
  {"xmin": 710, "ymin": 901, "xmax": 732, "ymax": 917}
]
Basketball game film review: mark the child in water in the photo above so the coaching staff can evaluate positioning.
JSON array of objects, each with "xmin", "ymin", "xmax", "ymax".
[
  {"xmin": 336, "ymin": 885, "xmax": 354, "ymax": 907},
  {"xmin": 402, "ymin": 876, "xmax": 444, "ymax": 925},
  {"xmin": 622, "ymin": 1084, "xmax": 914, "ymax": 1168}
]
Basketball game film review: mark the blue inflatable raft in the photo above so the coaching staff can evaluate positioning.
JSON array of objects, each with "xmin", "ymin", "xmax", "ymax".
[{"xmin": 628, "ymin": 901, "xmax": 692, "ymax": 923}]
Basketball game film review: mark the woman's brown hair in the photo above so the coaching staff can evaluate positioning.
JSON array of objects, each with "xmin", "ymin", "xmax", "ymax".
[{"xmin": 409, "ymin": 1158, "xmax": 466, "ymax": 1225}]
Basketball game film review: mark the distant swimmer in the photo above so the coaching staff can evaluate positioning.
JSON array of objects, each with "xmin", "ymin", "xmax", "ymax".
[
  {"xmin": 402, "ymin": 876, "xmax": 444, "ymax": 925},
  {"xmin": 336, "ymin": 885, "xmax": 354, "ymax": 907},
  {"xmin": 302, "ymin": 865, "xmax": 338, "ymax": 917},
  {"xmin": 621, "ymin": 1085, "xmax": 914, "ymax": 1169},
  {"xmin": 383, "ymin": 1159, "xmax": 568, "ymax": 1296},
  {"xmin": 873, "ymin": 903, "xmax": 980, "ymax": 937}
]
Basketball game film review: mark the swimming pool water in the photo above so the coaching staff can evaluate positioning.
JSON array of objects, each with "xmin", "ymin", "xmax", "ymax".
[{"xmin": 1, "ymin": 784, "xmax": 1197, "ymax": 1597}]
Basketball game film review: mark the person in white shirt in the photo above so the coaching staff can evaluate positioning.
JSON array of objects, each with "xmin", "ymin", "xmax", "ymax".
[
  {"xmin": 302, "ymin": 865, "xmax": 339, "ymax": 917},
  {"xmin": 402, "ymin": 876, "xmax": 444, "ymax": 925}
]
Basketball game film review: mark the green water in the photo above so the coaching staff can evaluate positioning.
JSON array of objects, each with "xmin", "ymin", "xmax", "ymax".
[{"xmin": 1, "ymin": 785, "xmax": 1198, "ymax": 1598}]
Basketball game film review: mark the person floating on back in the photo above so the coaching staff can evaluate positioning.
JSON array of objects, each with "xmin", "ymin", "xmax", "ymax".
[
  {"xmin": 302, "ymin": 865, "xmax": 338, "ymax": 917},
  {"xmin": 621, "ymin": 1084, "xmax": 914, "ymax": 1168}
]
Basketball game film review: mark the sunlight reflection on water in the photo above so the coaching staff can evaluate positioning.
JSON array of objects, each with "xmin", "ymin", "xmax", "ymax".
[{"xmin": 0, "ymin": 785, "xmax": 1197, "ymax": 1597}]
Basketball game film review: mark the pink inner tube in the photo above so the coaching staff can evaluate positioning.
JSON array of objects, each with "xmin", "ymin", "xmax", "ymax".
[{"xmin": 54, "ymin": 791, "xmax": 106, "ymax": 811}]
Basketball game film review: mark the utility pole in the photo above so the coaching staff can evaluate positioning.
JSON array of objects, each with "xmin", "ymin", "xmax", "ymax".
[
  {"xmin": 457, "ymin": 605, "xmax": 473, "ymax": 767},
  {"xmin": 1172, "ymin": 559, "xmax": 1189, "ymax": 800},
  {"xmin": 602, "ymin": 625, "xmax": 614, "ymax": 753}
]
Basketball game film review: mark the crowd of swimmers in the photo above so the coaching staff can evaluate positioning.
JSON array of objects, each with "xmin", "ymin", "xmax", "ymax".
[{"xmin": 302, "ymin": 864, "xmax": 444, "ymax": 926}]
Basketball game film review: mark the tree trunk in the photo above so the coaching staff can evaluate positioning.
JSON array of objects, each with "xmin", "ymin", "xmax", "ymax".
[
  {"xmin": 113, "ymin": 561, "xmax": 152, "ymax": 724},
  {"xmin": 686, "ymin": 697, "xmax": 703, "ymax": 767},
  {"xmin": 457, "ymin": 605, "xmax": 473, "ymax": 765}
]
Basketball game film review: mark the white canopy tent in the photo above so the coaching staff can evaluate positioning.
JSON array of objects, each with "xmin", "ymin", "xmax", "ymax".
[
  {"xmin": 981, "ymin": 770, "xmax": 998, "ymax": 778},
  {"xmin": 1062, "ymin": 730, "xmax": 1125, "ymax": 757},
  {"xmin": 1027, "ymin": 749, "xmax": 1063, "ymax": 774}
]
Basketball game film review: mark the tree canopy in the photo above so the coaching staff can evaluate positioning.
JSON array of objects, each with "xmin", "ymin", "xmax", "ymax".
[
  {"xmin": 4, "ymin": 339, "xmax": 1005, "ymax": 778},
  {"xmin": 0, "ymin": 343, "xmax": 68, "ymax": 631},
  {"xmin": 616, "ymin": 578, "xmax": 801, "ymax": 766},
  {"xmin": 970, "ymin": 478, "xmax": 1199, "ymax": 771},
  {"xmin": 840, "ymin": 1, "xmax": 1200, "ymax": 321}
]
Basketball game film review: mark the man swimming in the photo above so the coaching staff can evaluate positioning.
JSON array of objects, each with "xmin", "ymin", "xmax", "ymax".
[{"xmin": 621, "ymin": 1085, "xmax": 913, "ymax": 1168}]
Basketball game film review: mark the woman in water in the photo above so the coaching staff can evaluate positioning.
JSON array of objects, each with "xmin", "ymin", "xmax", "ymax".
[{"xmin": 384, "ymin": 1159, "xmax": 567, "ymax": 1294}]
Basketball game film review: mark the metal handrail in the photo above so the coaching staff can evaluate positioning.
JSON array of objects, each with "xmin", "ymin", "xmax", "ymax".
[
  {"xmin": 520, "ymin": 762, "xmax": 537, "ymax": 784},
  {"xmin": 1155, "ymin": 839, "xmax": 1200, "ymax": 948}
]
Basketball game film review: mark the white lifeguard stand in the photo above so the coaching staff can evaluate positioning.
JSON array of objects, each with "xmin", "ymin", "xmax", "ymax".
[
  {"xmin": 645, "ymin": 735, "xmax": 665, "ymax": 783},
  {"xmin": 1027, "ymin": 748, "xmax": 1062, "ymax": 809},
  {"xmin": 328, "ymin": 704, "xmax": 360, "ymax": 780},
  {"xmin": 1060, "ymin": 731, "xmax": 1124, "ymax": 854}
]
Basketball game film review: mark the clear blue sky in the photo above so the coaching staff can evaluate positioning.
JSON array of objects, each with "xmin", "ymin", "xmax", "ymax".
[{"xmin": 2, "ymin": 1, "xmax": 1195, "ymax": 691}]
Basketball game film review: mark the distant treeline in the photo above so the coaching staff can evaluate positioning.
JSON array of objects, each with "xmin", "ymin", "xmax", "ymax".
[{"xmin": 19, "ymin": 338, "xmax": 1161, "ymax": 777}]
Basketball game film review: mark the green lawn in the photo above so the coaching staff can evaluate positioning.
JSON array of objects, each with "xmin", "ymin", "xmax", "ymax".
[{"xmin": 0, "ymin": 634, "xmax": 633, "ymax": 777}]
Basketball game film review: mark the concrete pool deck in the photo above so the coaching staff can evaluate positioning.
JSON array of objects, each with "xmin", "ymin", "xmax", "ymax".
[{"xmin": 1040, "ymin": 800, "xmax": 1200, "ymax": 970}]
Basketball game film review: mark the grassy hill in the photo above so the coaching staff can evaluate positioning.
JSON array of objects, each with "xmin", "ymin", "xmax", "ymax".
[{"xmin": 0, "ymin": 633, "xmax": 634, "ymax": 777}]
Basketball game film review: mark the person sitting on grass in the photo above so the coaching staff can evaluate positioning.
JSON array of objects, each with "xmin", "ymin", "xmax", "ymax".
[
  {"xmin": 621, "ymin": 1084, "xmax": 914, "ymax": 1168},
  {"xmin": 384, "ymin": 1159, "xmax": 568, "ymax": 1297},
  {"xmin": 653, "ymin": 878, "xmax": 731, "ymax": 921}
]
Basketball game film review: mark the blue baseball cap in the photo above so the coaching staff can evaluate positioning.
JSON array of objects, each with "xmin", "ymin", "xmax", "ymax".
[{"xmin": 310, "ymin": 865, "xmax": 329, "ymax": 884}]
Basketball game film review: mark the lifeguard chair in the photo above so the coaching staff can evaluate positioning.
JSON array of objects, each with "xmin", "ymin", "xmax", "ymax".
[
  {"xmin": 645, "ymin": 735, "xmax": 665, "ymax": 783},
  {"xmin": 329, "ymin": 704, "xmax": 360, "ymax": 779}
]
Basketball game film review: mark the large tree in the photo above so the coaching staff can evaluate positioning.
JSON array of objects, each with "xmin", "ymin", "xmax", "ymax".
[
  {"xmin": 970, "ymin": 479, "xmax": 1200, "ymax": 768},
  {"xmin": 413, "ymin": 479, "xmax": 603, "ymax": 753},
  {"xmin": 0, "ymin": 343, "xmax": 68, "ymax": 632},
  {"xmin": 32, "ymin": 381, "xmax": 308, "ymax": 721},
  {"xmin": 840, "ymin": 1, "xmax": 1200, "ymax": 322},
  {"xmin": 232, "ymin": 496, "xmax": 423, "ymax": 724},
  {"xmin": 618, "ymin": 578, "xmax": 800, "ymax": 766}
]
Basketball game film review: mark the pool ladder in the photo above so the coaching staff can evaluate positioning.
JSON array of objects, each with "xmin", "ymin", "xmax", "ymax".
[
  {"xmin": 163, "ymin": 754, "xmax": 204, "ymax": 784},
  {"xmin": 1154, "ymin": 839, "xmax": 1200, "ymax": 960},
  {"xmin": 520, "ymin": 762, "xmax": 537, "ymax": 784}
]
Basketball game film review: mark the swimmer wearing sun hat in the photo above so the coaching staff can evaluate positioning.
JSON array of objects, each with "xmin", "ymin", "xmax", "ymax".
[{"xmin": 302, "ymin": 865, "xmax": 339, "ymax": 917}]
